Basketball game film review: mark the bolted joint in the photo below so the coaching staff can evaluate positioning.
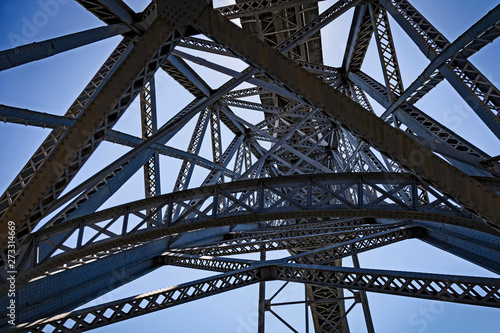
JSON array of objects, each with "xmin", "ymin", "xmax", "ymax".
[
  {"xmin": 258, "ymin": 265, "xmax": 276, "ymax": 280},
  {"xmin": 157, "ymin": 0, "xmax": 212, "ymax": 28}
]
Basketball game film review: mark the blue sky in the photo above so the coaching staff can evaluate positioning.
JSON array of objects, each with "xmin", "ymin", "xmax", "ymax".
[{"xmin": 1, "ymin": 0, "xmax": 499, "ymax": 332}]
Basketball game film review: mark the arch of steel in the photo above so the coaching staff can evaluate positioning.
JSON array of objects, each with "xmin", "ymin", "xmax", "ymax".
[{"xmin": 1, "ymin": 0, "xmax": 500, "ymax": 332}]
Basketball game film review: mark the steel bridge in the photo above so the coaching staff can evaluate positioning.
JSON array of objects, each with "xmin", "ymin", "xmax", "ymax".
[{"xmin": 1, "ymin": 0, "xmax": 500, "ymax": 331}]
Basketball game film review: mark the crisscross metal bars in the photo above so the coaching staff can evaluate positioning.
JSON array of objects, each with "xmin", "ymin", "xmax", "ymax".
[
  {"xmin": 170, "ymin": 224, "xmax": 413, "ymax": 257},
  {"xmin": 379, "ymin": 0, "xmax": 500, "ymax": 138},
  {"xmin": 6, "ymin": 172, "xmax": 491, "ymax": 288},
  {"xmin": 369, "ymin": 1, "xmax": 405, "ymax": 101},
  {"xmin": 26, "ymin": 98, "xmax": 204, "ymax": 233},
  {"xmin": 12, "ymin": 262, "xmax": 500, "ymax": 332},
  {"xmin": 0, "ymin": 38, "xmax": 133, "ymax": 237},
  {"xmin": 216, "ymin": 0, "xmax": 322, "ymax": 20},
  {"xmin": 162, "ymin": 227, "xmax": 413, "ymax": 272},
  {"xmin": 348, "ymin": 71, "xmax": 491, "ymax": 161},
  {"xmin": 0, "ymin": 22, "xmax": 184, "ymax": 253},
  {"xmin": 275, "ymin": 0, "xmax": 362, "ymax": 54},
  {"xmin": 140, "ymin": 77, "xmax": 161, "ymax": 207},
  {"xmin": 195, "ymin": 5, "xmax": 500, "ymax": 225},
  {"xmin": 380, "ymin": 3, "xmax": 500, "ymax": 119},
  {"xmin": 13, "ymin": 268, "xmax": 262, "ymax": 332}
]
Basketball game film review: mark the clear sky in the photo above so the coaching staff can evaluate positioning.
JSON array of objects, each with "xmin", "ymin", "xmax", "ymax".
[{"xmin": 1, "ymin": 0, "xmax": 499, "ymax": 332}]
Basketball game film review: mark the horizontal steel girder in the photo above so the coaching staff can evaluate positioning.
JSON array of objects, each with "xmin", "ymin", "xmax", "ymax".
[
  {"xmin": 170, "ymin": 224, "xmax": 415, "ymax": 257},
  {"xmin": 12, "ymin": 261, "xmax": 500, "ymax": 332},
  {"xmin": 5, "ymin": 172, "xmax": 497, "ymax": 291}
]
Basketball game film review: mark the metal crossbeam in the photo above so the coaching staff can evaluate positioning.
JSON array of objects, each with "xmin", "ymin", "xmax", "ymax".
[
  {"xmin": 0, "ymin": 24, "xmax": 130, "ymax": 71},
  {"xmin": 379, "ymin": 0, "xmax": 500, "ymax": 138},
  {"xmin": 381, "ymin": 3, "xmax": 500, "ymax": 119},
  {"xmin": 369, "ymin": 1, "xmax": 405, "ymax": 101},
  {"xmin": 348, "ymin": 71, "xmax": 493, "ymax": 173},
  {"xmin": 0, "ymin": 38, "xmax": 133, "ymax": 242},
  {"xmin": 173, "ymin": 225, "xmax": 412, "ymax": 257},
  {"xmin": 7, "ymin": 172, "xmax": 495, "ymax": 288},
  {"xmin": 216, "ymin": 0, "xmax": 323, "ymax": 20},
  {"xmin": 12, "ymin": 262, "xmax": 500, "ymax": 331}
]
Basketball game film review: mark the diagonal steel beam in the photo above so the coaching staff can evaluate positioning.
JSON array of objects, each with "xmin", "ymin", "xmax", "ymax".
[
  {"xmin": 348, "ymin": 71, "xmax": 494, "ymax": 173},
  {"xmin": 194, "ymin": 5, "xmax": 500, "ymax": 225},
  {"xmin": 39, "ymin": 69, "xmax": 256, "ymax": 231},
  {"xmin": 13, "ymin": 267, "xmax": 262, "ymax": 332},
  {"xmin": 369, "ymin": 1, "xmax": 405, "ymax": 101},
  {"xmin": 342, "ymin": 4, "xmax": 373, "ymax": 72},
  {"xmin": 0, "ymin": 18, "xmax": 179, "ymax": 250},
  {"xmin": 76, "ymin": 0, "xmax": 139, "ymax": 31},
  {"xmin": 379, "ymin": 0, "xmax": 500, "ymax": 139},
  {"xmin": 162, "ymin": 54, "xmax": 212, "ymax": 97},
  {"xmin": 0, "ymin": 24, "xmax": 130, "ymax": 71},
  {"xmin": 381, "ymin": 3, "xmax": 500, "ymax": 119},
  {"xmin": 0, "ymin": 38, "xmax": 133, "ymax": 242}
]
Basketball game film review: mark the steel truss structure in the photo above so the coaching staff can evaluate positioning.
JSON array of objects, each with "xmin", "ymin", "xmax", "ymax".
[{"xmin": 0, "ymin": 0, "xmax": 500, "ymax": 332}]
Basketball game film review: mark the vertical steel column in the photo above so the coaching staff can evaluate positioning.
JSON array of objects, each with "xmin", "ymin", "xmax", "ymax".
[
  {"xmin": 352, "ymin": 254, "xmax": 375, "ymax": 333},
  {"xmin": 210, "ymin": 107, "xmax": 225, "ymax": 212},
  {"xmin": 258, "ymin": 250, "xmax": 266, "ymax": 333},
  {"xmin": 140, "ymin": 76, "xmax": 161, "ymax": 221},
  {"xmin": 369, "ymin": 1, "xmax": 404, "ymax": 102},
  {"xmin": 210, "ymin": 107, "xmax": 223, "ymax": 170},
  {"xmin": 305, "ymin": 285, "xmax": 310, "ymax": 333},
  {"xmin": 244, "ymin": 140, "xmax": 256, "ymax": 205}
]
